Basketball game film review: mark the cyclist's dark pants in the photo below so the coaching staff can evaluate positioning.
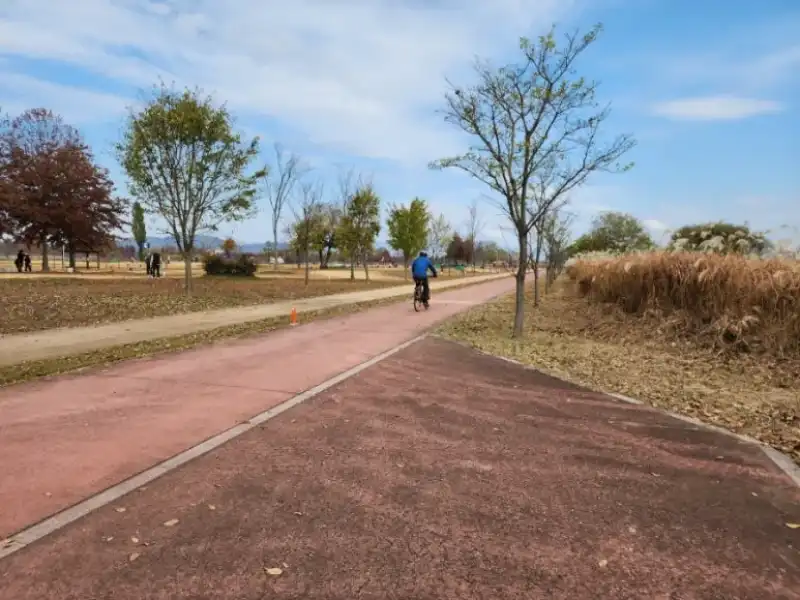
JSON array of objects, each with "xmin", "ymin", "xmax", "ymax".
[{"xmin": 414, "ymin": 276, "xmax": 430, "ymax": 303}]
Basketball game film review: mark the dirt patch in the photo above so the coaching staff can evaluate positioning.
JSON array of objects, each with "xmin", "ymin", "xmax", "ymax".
[
  {"xmin": 1, "ymin": 338, "xmax": 797, "ymax": 599},
  {"xmin": 0, "ymin": 277, "xmax": 400, "ymax": 334},
  {"xmin": 438, "ymin": 281, "xmax": 800, "ymax": 465}
]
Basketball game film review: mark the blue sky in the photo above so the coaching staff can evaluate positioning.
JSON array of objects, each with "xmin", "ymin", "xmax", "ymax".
[{"xmin": 1, "ymin": 0, "xmax": 798, "ymax": 249}]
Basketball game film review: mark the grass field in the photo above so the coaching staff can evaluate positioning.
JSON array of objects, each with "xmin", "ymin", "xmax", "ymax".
[
  {"xmin": 0, "ymin": 258, "xmax": 496, "ymax": 281},
  {"xmin": 0, "ymin": 276, "xmax": 407, "ymax": 335},
  {"xmin": 439, "ymin": 277, "xmax": 799, "ymax": 465},
  {"xmin": 0, "ymin": 273, "xmax": 506, "ymax": 386}
]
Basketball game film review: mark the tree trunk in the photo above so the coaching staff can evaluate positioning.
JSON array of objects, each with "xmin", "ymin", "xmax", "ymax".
[
  {"xmin": 321, "ymin": 246, "xmax": 333, "ymax": 269},
  {"xmin": 183, "ymin": 253, "xmax": 193, "ymax": 295},
  {"xmin": 272, "ymin": 229, "xmax": 279, "ymax": 270},
  {"xmin": 512, "ymin": 233, "xmax": 528, "ymax": 338},
  {"xmin": 85, "ymin": 252, "xmax": 90, "ymax": 270},
  {"xmin": 533, "ymin": 234, "xmax": 543, "ymax": 307},
  {"xmin": 362, "ymin": 250, "xmax": 370, "ymax": 282},
  {"xmin": 40, "ymin": 234, "xmax": 50, "ymax": 272},
  {"xmin": 304, "ymin": 246, "xmax": 310, "ymax": 286},
  {"xmin": 403, "ymin": 256, "xmax": 409, "ymax": 280},
  {"xmin": 544, "ymin": 264, "xmax": 550, "ymax": 295},
  {"xmin": 350, "ymin": 254, "xmax": 355, "ymax": 281},
  {"xmin": 68, "ymin": 244, "xmax": 76, "ymax": 269}
]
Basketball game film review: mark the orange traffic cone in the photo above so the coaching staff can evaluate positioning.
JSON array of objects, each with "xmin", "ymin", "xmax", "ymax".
[{"xmin": 290, "ymin": 307, "xmax": 297, "ymax": 326}]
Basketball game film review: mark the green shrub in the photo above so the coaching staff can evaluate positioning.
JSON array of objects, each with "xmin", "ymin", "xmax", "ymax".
[{"xmin": 203, "ymin": 253, "xmax": 258, "ymax": 277}]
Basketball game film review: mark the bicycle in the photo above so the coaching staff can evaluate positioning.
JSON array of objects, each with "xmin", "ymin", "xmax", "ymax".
[{"xmin": 413, "ymin": 279, "xmax": 429, "ymax": 312}]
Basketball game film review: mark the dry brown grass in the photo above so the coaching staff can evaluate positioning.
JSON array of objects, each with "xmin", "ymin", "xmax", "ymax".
[
  {"xmin": 0, "ymin": 295, "xmax": 407, "ymax": 387},
  {"xmin": 0, "ymin": 275, "xmax": 501, "ymax": 386},
  {"xmin": 568, "ymin": 252, "xmax": 800, "ymax": 357},
  {"xmin": 0, "ymin": 277, "xmax": 401, "ymax": 334},
  {"xmin": 438, "ymin": 280, "xmax": 800, "ymax": 465}
]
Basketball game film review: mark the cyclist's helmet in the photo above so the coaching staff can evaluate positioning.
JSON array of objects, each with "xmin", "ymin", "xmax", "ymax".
[{"xmin": 419, "ymin": 251, "xmax": 428, "ymax": 257}]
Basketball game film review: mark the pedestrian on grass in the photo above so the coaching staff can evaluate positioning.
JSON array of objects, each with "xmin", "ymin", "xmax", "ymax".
[
  {"xmin": 145, "ymin": 252, "xmax": 152, "ymax": 277},
  {"xmin": 14, "ymin": 249, "xmax": 24, "ymax": 273},
  {"xmin": 23, "ymin": 253, "xmax": 32, "ymax": 272},
  {"xmin": 150, "ymin": 252, "xmax": 162, "ymax": 278}
]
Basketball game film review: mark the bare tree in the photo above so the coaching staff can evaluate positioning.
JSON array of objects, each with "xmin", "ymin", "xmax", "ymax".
[
  {"xmin": 427, "ymin": 213, "xmax": 453, "ymax": 264},
  {"xmin": 465, "ymin": 198, "xmax": 485, "ymax": 272},
  {"xmin": 430, "ymin": 24, "xmax": 635, "ymax": 337},
  {"xmin": 529, "ymin": 206, "xmax": 573, "ymax": 306},
  {"xmin": 543, "ymin": 208, "xmax": 574, "ymax": 293},
  {"xmin": 292, "ymin": 179, "xmax": 323, "ymax": 286},
  {"xmin": 263, "ymin": 143, "xmax": 305, "ymax": 270}
]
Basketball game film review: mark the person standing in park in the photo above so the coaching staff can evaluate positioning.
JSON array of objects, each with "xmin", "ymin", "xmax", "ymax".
[
  {"xmin": 150, "ymin": 251, "xmax": 162, "ymax": 278},
  {"xmin": 23, "ymin": 252, "xmax": 32, "ymax": 272},
  {"xmin": 14, "ymin": 249, "xmax": 24, "ymax": 273}
]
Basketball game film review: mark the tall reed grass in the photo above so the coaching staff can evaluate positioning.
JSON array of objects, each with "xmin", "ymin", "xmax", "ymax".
[{"xmin": 567, "ymin": 252, "xmax": 800, "ymax": 357}]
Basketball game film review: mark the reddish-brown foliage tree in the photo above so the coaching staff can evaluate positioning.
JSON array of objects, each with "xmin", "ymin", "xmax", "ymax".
[
  {"xmin": 446, "ymin": 233, "xmax": 471, "ymax": 264},
  {"xmin": 0, "ymin": 109, "xmax": 125, "ymax": 270},
  {"xmin": 48, "ymin": 147, "xmax": 126, "ymax": 268},
  {"xmin": 0, "ymin": 109, "xmax": 83, "ymax": 270}
]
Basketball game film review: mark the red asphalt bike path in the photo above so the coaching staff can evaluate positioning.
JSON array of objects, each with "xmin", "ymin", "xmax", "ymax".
[
  {"xmin": 1, "ymin": 336, "xmax": 798, "ymax": 599},
  {"xmin": 0, "ymin": 276, "xmax": 515, "ymax": 538}
]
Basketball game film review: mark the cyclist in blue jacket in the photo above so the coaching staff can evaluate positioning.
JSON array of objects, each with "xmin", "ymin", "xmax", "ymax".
[{"xmin": 411, "ymin": 251, "xmax": 437, "ymax": 306}]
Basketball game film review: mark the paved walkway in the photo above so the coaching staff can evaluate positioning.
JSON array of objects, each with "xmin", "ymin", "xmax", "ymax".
[
  {"xmin": 0, "ymin": 277, "xmax": 514, "ymax": 538},
  {"xmin": 0, "ymin": 272, "xmax": 509, "ymax": 367},
  {"xmin": 1, "ymin": 337, "xmax": 798, "ymax": 599}
]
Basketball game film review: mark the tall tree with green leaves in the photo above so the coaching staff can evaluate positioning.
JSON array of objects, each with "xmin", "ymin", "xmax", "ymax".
[
  {"xmin": 291, "ymin": 179, "xmax": 324, "ymax": 286},
  {"xmin": 310, "ymin": 202, "xmax": 341, "ymax": 269},
  {"xmin": 430, "ymin": 24, "xmax": 635, "ymax": 337},
  {"xmin": 131, "ymin": 201, "xmax": 147, "ymax": 260},
  {"xmin": 568, "ymin": 211, "xmax": 654, "ymax": 255},
  {"xmin": 386, "ymin": 197, "xmax": 430, "ymax": 279},
  {"xmin": 117, "ymin": 83, "xmax": 264, "ymax": 293},
  {"xmin": 338, "ymin": 184, "xmax": 381, "ymax": 281}
]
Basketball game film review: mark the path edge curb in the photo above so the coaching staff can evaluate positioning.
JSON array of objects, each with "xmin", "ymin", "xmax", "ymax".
[
  {"xmin": 0, "ymin": 334, "xmax": 430, "ymax": 561},
  {"xmin": 434, "ymin": 335, "xmax": 800, "ymax": 489}
]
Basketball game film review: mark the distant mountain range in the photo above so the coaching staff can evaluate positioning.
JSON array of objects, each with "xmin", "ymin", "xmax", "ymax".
[
  {"xmin": 115, "ymin": 235, "xmax": 391, "ymax": 253},
  {"xmin": 115, "ymin": 235, "xmax": 288, "ymax": 253}
]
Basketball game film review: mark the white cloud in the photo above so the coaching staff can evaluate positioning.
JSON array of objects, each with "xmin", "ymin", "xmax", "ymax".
[
  {"xmin": 642, "ymin": 218, "xmax": 667, "ymax": 231},
  {"xmin": 0, "ymin": 0, "xmax": 573, "ymax": 164},
  {"xmin": 650, "ymin": 96, "xmax": 784, "ymax": 121},
  {"xmin": 642, "ymin": 218, "xmax": 671, "ymax": 244},
  {"xmin": 743, "ymin": 44, "xmax": 800, "ymax": 88},
  {"xmin": 0, "ymin": 73, "xmax": 129, "ymax": 123}
]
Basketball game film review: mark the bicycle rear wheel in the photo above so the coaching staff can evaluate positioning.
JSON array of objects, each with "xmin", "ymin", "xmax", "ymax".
[{"xmin": 413, "ymin": 285, "xmax": 422, "ymax": 312}]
